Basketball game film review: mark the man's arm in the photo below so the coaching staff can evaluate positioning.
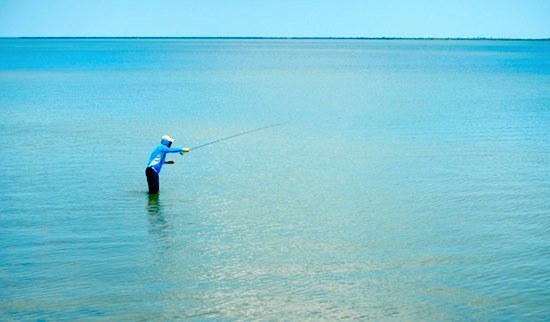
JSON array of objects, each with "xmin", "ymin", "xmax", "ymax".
[{"xmin": 159, "ymin": 145, "xmax": 185, "ymax": 153}]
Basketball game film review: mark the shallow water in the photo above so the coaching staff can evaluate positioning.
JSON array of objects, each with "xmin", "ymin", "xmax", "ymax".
[{"xmin": 1, "ymin": 38, "xmax": 549, "ymax": 320}]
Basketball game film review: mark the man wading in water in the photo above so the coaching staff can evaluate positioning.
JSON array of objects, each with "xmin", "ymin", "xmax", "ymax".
[{"xmin": 146, "ymin": 135, "xmax": 190, "ymax": 194}]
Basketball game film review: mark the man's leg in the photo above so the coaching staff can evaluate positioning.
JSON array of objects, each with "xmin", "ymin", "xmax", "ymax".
[{"xmin": 146, "ymin": 167, "xmax": 159, "ymax": 194}]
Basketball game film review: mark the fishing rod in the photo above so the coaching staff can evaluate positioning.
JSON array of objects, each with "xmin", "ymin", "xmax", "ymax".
[{"xmin": 189, "ymin": 124, "xmax": 281, "ymax": 151}]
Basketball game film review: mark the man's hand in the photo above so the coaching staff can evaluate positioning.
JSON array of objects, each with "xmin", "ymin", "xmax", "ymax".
[{"xmin": 180, "ymin": 148, "xmax": 190, "ymax": 155}]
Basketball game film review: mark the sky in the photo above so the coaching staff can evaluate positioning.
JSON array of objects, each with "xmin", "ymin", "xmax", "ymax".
[{"xmin": 0, "ymin": 0, "xmax": 549, "ymax": 38}]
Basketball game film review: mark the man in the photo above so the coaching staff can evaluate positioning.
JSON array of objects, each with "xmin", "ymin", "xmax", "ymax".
[{"xmin": 146, "ymin": 135, "xmax": 190, "ymax": 194}]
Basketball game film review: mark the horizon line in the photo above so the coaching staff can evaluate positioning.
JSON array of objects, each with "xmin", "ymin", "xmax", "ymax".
[{"xmin": 3, "ymin": 36, "xmax": 549, "ymax": 41}]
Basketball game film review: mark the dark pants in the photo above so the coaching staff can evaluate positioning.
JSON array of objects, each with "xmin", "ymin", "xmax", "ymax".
[{"xmin": 146, "ymin": 167, "xmax": 159, "ymax": 194}]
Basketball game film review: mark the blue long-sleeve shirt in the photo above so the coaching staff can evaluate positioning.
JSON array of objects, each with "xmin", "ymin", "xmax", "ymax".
[{"xmin": 147, "ymin": 143, "xmax": 183, "ymax": 174}]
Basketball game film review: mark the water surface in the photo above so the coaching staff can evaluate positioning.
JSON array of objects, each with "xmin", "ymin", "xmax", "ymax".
[{"xmin": 1, "ymin": 38, "xmax": 549, "ymax": 320}]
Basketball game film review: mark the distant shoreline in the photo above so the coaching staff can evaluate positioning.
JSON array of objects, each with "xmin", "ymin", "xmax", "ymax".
[{"xmin": 3, "ymin": 36, "xmax": 549, "ymax": 41}]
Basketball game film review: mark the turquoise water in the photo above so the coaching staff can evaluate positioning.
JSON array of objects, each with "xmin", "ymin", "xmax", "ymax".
[{"xmin": 1, "ymin": 39, "xmax": 549, "ymax": 320}]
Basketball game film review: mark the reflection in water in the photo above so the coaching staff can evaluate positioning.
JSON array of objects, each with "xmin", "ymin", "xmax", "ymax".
[{"xmin": 147, "ymin": 193, "xmax": 169, "ymax": 238}]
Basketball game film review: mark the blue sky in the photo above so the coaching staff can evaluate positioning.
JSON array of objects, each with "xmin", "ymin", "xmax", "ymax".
[{"xmin": 0, "ymin": 0, "xmax": 548, "ymax": 38}]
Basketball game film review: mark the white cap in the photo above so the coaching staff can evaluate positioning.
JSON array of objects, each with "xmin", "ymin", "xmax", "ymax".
[{"xmin": 161, "ymin": 135, "xmax": 175, "ymax": 143}]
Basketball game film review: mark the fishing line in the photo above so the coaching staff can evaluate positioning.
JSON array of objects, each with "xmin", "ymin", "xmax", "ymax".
[{"xmin": 190, "ymin": 124, "xmax": 281, "ymax": 151}]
